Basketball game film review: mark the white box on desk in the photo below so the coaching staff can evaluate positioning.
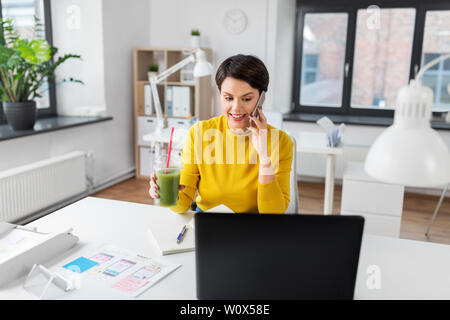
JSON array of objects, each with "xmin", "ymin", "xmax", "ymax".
[{"xmin": 0, "ymin": 222, "xmax": 78, "ymax": 287}]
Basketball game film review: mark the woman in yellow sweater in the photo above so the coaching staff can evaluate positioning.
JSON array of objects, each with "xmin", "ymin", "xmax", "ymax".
[{"xmin": 149, "ymin": 54, "xmax": 293, "ymax": 214}]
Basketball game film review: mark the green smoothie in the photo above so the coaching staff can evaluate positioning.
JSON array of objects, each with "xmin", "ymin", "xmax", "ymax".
[{"xmin": 156, "ymin": 167, "xmax": 181, "ymax": 207}]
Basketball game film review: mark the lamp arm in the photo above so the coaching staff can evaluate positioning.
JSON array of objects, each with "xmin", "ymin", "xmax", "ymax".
[
  {"xmin": 152, "ymin": 54, "xmax": 196, "ymax": 83},
  {"xmin": 415, "ymin": 53, "xmax": 450, "ymax": 81},
  {"xmin": 150, "ymin": 80, "xmax": 164, "ymax": 131},
  {"xmin": 148, "ymin": 52, "xmax": 196, "ymax": 132}
]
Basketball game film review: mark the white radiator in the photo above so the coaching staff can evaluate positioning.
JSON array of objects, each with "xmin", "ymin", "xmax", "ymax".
[{"xmin": 0, "ymin": 151, "xmax": 87, "ymax": 222}]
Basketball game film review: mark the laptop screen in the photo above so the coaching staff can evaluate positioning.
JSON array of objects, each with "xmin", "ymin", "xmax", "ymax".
[{"xmin": 195, "ymin": 213, "xmax": 364, "ymax": 300}]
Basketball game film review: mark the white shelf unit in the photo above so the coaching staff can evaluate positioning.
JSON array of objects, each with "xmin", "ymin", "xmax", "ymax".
[{"xmin": 133, "ymin": 47, "xmax": 212, "ymax": 179}]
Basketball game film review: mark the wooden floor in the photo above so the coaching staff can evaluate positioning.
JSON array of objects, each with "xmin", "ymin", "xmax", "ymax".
[{"xmin": 93, "ymin": 178, "xmax": 450, "ymax": 245}]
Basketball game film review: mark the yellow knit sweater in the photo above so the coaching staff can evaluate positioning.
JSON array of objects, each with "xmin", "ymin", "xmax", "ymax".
[{"xmin": 169, "ymin": 115, "xmax": 293, "ymax": 214}]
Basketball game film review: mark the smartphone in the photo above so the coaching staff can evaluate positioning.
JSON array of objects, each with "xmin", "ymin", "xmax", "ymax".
[{"xmin": 250, "ymin": 91, "xmax": 265, "ymax": 128}]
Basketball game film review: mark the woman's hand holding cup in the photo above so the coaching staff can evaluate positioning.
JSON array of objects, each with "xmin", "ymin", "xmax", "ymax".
[{"xmin": 148, "ymin": 172, "xmax": 185, "ymax": 201}]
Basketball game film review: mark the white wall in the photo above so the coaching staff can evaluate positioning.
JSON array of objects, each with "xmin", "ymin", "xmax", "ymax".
[
  {"xmin": 0, "ymin": 0, "xmax": 151, "ymax": 186},
  {"xmin": 149, "ymin": 0, "xmax": 271, "ymax": 115},
  {"xmin": 148, "ymin": 0, "xmax": 297, "ymax": 111},
  {"xmin": 52, "ymin": 0, "xmax": 106, "ymax": 115},
  {"xmin": 267, "ymin": 0, "xmax": 296, "ymax": 113}
]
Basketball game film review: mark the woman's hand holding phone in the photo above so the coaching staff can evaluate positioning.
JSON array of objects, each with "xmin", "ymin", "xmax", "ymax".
[
  {"xmin": 249, "ymin": 108, "xmax": 275, "ymax": 183},
  {"xmin": 248, "ymin": 107, "xmax": 269, "ymax": 162}
]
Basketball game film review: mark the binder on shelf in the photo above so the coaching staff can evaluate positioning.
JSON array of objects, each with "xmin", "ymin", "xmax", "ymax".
[
  {"xmin": 144, "ymin": 84, "xmax": 153, "ymax": 115},
  {"xmin": 0, "ymin": 222, "xmax": 79, "ymax": 287},
  {"xmin": 166, "ymin": 86, "xmax": 173, "ymax": 116},
  {"xmin": 172, "ymin": 86, "xmax": 192, "ymax": 117}
]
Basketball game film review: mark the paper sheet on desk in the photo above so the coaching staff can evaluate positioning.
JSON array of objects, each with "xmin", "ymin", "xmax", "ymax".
[
  {"xmin": 59, "ymin": 244, "xmax": 180, "ymax": 298},
  {"xmin": 204, "ymin": 204, "xmax": 234, "ymax": 214}
]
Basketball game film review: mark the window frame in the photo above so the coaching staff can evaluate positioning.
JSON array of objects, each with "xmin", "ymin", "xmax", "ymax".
[
  {"xmin": 0, "ymin": 0, "xmax": 56, "ymax": 124},
  {"xmin": 292, "ymin": 0, "xmax": 450, "ymax": 118},
  {"xmin": 422, "ymin": 53, "xmax": 450, "ymax": 109}
]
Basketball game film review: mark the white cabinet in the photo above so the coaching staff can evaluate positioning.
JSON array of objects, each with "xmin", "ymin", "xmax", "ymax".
[
  {"xmin": 137, "ymin": 116, "xmax": 157, "ymax": 146},
  {"xmin": 340, "ymin": 162, "xmax": 405, "ymax": 237},
  {"xmin": 137, "ymin": 117, "xmax": 187, "ymax": 177},
  {"xmin": 167, "ymin": 118, "xmax": 191, "ymax": 129},
  {"xmin": 139, "ymin": 147, "xmax": 156, "ymax": 177}
]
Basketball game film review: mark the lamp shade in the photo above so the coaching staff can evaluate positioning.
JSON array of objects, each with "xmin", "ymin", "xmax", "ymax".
[
  {"xmin": 193, "ymin": 50, "xmax": 213, "ymax": 77},
  {"xmin": 365, "ymin": 80, "xmax": 450, "ymax": 187}
]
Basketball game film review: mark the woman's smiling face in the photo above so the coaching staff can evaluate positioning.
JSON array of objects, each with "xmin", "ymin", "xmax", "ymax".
[{"xmin": 220, "ymin": 77, "xmax": 260, "ymax": 131}]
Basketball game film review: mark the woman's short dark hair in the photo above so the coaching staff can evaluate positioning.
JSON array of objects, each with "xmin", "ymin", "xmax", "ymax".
[{"xmin": 215, "ymin": 54, "xmax": 269, "ymax": 93}]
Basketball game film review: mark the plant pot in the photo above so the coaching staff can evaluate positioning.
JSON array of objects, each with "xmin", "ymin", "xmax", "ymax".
[
  {"xmin": 0, "ymin": 103, "xmax": 4, "ymax": 124},
  {"xmin": 148, "ymin": 71, "xmax": 158, "ymax": 80},
  {"xmin": 190, "ymin": 35, "xmax": 200, "ymax": 48},
  {"xmin": 3, "ymin": 101, "xmax": 37, "ymax": 131}
]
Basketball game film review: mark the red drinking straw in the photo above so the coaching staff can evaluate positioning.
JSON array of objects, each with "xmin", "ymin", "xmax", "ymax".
[{"xmin": 166, "ymin": 127, "xmax": 175, "ymax": 174}]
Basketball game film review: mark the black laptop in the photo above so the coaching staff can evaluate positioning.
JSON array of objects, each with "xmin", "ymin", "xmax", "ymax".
[{"xmin": 195, "ymin": 213, "xmax": 364, "ymax": 300}]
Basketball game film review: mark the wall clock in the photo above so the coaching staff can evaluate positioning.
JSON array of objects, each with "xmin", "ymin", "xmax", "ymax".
[{"xmin": 223, "ymin": 9, "xmax": 247, "ymax": 35}]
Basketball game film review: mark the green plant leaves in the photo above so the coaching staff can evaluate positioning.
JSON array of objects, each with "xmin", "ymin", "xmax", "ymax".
[
  {"xmin": 17, "ymin": 39, "xmax": 51, "ymax": 64},
  {"xmin": 0, "ymin": 45, "xmax": 14, "ymax": 65},
  {"xmin": 6, "ymin": 51, "xmax": 23, "ymax": 69},
  {"xmin": 0, "ymin": 17, "xmax": 81, "ymax": 102}
]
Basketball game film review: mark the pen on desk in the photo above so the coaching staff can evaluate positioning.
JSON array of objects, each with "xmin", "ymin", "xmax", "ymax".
[{"xmin": 176, "ymin": 225, "xmax": 188, "ymax": 244}]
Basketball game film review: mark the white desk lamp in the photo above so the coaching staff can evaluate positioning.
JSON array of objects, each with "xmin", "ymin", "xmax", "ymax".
[
  {"xmin": 365, "ymin": 53, "xmax": 450, "ymax": 234},
  {"xmin": 144, "ymin": 49, "xmax": 213, "ymax": 154}
]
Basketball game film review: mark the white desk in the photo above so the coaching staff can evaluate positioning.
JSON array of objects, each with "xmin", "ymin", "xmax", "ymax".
[
  {"xmin": 1, "ymin": 197, "xmax": 450, "ymax": 300},
  {"xmin": 296, "ymin": 132, "xmax": 343, "ymax": 215}
]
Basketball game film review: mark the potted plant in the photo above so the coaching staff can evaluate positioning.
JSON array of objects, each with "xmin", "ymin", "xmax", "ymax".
[
  {"xmin": 0, "ymin": 17, "xmax": 82, "ymax": 130},
  {"xmin": 190, "ymin": 29, "xmax": 200, "ymax": 48},
  {"xmin": 148, "ymin": 64, "xmax": 159, "ymax": 80}
]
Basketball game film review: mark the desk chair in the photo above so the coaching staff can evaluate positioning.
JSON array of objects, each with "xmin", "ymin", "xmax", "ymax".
[
  {"xmin": 286, "ymin": 134, "xmax": 299, "ymax": 214},
  {"xmin": 264, "ymin": 110, "xmax": 299, "ymax": 213}
]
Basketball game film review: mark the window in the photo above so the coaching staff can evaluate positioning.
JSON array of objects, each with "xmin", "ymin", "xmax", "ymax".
[
  {"xmin": 293, "ymin": 0, "xmax": 450, "ymax": 117},
  {"xmin": 299, "ymin": 14, "xmax": 348, "ymax": 107},
  {"xmin": 301, "ymin": 54, "xmax": 318, "ymax": 85},
  {"xmin": 422, "ymin": 54, "xmax": 450, "ymax": 110},
  {"xmin": 0, "ymin": 0, "xmax": 55, "ymax": 123},
  {"xmin": 351, "ymin": 8, "xmax": 416, "ymax": 110},
  {"xmin": 421, "ymin": 10, "xmax": 450, "ymax": 111}
]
